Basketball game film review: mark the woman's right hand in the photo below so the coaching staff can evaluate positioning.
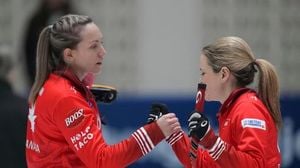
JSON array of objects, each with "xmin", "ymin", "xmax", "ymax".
[{"xmin": 156, "ymin": 113, "xmax": 181, "ymax": 137}]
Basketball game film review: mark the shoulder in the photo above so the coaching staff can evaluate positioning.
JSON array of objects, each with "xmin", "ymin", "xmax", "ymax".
[
  {"xmin": 41, "ymin": 75, "xmax": 92, "ymax": 121},
  {"xmin": 230, "ymin": 92, "xmax": 273, "ymax": 130},
  {"xmin": 36, "ymin": 74, "xmax": 86, "ymax": 111},
  {"xmin": 43, "ymin": 74, "xmax": 78, "ymax": 98},
  {"xmin": 232, "ymin": 92, "xmax": 267, "ymax": 116}
]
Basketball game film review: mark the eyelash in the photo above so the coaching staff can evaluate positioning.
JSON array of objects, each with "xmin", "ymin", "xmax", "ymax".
[
  {"xmin": 91, "ymin": 41, "xmax": 104, "ymax": 49},
  {"xmin": 91, "ymin": 44, "xmax": 98, "ymax": 49}
]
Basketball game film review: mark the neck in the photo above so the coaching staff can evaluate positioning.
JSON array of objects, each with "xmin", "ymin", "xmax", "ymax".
[
  {"xmin": 73, "ymin": 70, "xmax": 87, "ymax": 81},
  {"xmin": 220, "ymin": 84, "xmax": 240, "ymax": 104}
]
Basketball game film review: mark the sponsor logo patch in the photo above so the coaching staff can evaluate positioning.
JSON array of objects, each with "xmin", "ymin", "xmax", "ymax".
[
  {"xmin": 70, "ymin": 126, "xmax": 94, "ymax": 150},
  {"xmin": 241, "ymin": 118, "xmax": 266, "ymax": 130},
  {"xmin": 26, "ymin": 139, "xmax": 40, "ymax": 153},
  {"xmin": 65, "ymin": 108, "xmax": 84, "ymax": 128}
]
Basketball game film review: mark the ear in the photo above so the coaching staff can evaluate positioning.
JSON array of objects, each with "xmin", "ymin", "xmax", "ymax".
[
  {"xmin": 220, "ymin": 67, "xmax": 230, "ymax": 83},
  {"xmin": 63, "ymin": 48, "xmax": 74, "ymax": 64}
]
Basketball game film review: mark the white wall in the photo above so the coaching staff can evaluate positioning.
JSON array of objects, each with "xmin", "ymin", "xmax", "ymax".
[
  {"xmin": 135, "ymin": 0, "xmax": 202, "ymax": 96},
  {"xmin": 1, "ymin": 0, "xmax": 300, "ymax": 97}
]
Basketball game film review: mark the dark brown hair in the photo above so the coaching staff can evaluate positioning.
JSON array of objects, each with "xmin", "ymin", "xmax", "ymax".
[{"xmin": 29, "ymin": 14, "xmax": 93, "ymax": 104}]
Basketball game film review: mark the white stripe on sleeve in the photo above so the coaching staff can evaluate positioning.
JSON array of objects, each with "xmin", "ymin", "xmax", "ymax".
[
  {"xmin": 208, "ymin": 137, "xmax": 226, "ymax": 160},
  {"xmin": 132, "ymin": 127, "xmax": 155, "ymax": 156},
  {"xmin": 132, "ymin": 132, "xmax": 146, "ymax": 155},
  {"xmin": 166, "ymin": 131, "xmax": 184, "ymax": 145}
]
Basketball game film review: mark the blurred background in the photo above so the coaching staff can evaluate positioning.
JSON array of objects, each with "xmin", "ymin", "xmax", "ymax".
[{"xmin": 0, "ymin": 0, "xmax": 299, "ymax": 167}]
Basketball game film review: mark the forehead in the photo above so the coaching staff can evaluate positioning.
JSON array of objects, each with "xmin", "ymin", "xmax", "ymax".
[
  {"xmin": 79, "ymin": 23, "xmax": 102, "ymax": 41},
  {"xmin": 200, "ymin": 54, "xmax": 209, "ymax": 69}
]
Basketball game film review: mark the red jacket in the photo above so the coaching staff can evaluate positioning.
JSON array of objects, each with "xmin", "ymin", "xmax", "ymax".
[
  {"xmin": 167, "ymin": 88, "xmax": 281, "ymax": 168},
  {"xmin": 26, "ymin": 73, "xmax": 164, "ymax": 168}
]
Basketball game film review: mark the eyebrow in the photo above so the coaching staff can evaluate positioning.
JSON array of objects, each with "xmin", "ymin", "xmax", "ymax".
[
  {"xmin": 91, "ymin": 39, "xmax": 100, "ymax": 43},
  {"xmin": 89, "ymin": 39, "xmax": 103, "ymax": 44}
]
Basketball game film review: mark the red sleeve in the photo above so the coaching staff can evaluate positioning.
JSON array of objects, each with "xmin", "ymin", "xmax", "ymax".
[
  {"xmin": 209, "ymin": 102, "xmax": 271, "ymax": 168},
  {"xmin": 53, "ymin": 95, "xmax": 165, "ymax": 168},
  {"xmin": 166, "ymin": 131, "xmax": 191, "ymax": 168},
  {"xmin": 166, "ymin": 131, "xmax": 218, "ymax": 168}
]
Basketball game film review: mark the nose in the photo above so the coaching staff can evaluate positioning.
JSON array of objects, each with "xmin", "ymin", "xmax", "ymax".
[{"xmin": 99, "ymin": 45, "xmax": 106, "ymax": 57}]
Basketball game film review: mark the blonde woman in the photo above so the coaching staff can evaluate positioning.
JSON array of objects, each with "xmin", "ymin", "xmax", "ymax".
[{"xmin": 163, "ymin": 36, "xmax": 281, "ymax": 168}]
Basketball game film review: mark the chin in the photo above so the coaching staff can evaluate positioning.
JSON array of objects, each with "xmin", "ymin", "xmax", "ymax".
[
  {"xmin": 93, "ymin": 66, "xmax": 102, "ymax": 73},
  {"xmin": 93, "ymin": 69, "xmax": 102, "ymax": 75}
]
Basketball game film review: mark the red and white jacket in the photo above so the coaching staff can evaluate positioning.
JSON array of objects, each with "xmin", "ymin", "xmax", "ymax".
[
  {"xmin": 166, "ymin": 88, "xmax": 281, "ymax": 168},
  {"xmin": 26, "ymin": 72, "xmax": 164, "ymax": 168}
]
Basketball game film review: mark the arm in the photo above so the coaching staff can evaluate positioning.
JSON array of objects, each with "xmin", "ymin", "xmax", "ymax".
[
  {"xmin": 166, "ymin": 130, "xmax": 218, "ymax": 168},
  {"xmin": 166, "ymin": 131, "xmax": 192, "ymax": 168},
  {"xmin": 188, "ymin": 105, "xmax": 271, "ymax": 168},
  {"xmin": 147, "ymin": 103, "xmax": 192, "ymax": 167},
  {"xmin": 147, "ymin": 104, "xmax": 215, "ymax": 168},
  {"xmin": 53, "ymin": 96, "xmax": 167, "ymax": 168}
]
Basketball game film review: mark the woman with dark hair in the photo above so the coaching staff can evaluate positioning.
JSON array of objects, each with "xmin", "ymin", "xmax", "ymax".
[{"xmin": 25, "ymin": 14, "xmax": 181, "ymax": 168}]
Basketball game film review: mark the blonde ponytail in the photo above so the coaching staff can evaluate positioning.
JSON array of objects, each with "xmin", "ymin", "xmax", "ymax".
[{"xmin": 255, "ymin": 59, "xmax": 282, "ymax": 129}]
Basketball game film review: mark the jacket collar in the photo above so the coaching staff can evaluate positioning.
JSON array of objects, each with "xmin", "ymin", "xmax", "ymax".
[
  {"xmin": 53, "ymin": 68, "xmax": 94, "ymax": 101},
  {"xmin": 218, "ymin": 88, "xmax": 254, "ymax": 117}
]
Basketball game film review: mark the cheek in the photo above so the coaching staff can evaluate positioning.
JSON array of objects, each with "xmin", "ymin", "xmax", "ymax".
[
  {"xmin": 201, "ymin": 75, "xmax": 211, "ymax": 85},
  {"xmin": 205, "ymin": 84, "xmax": 213, "ymax": 99},
  {"xmin": 204, "ymin": 78, "xmax": 218, "ymax": 100}
]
